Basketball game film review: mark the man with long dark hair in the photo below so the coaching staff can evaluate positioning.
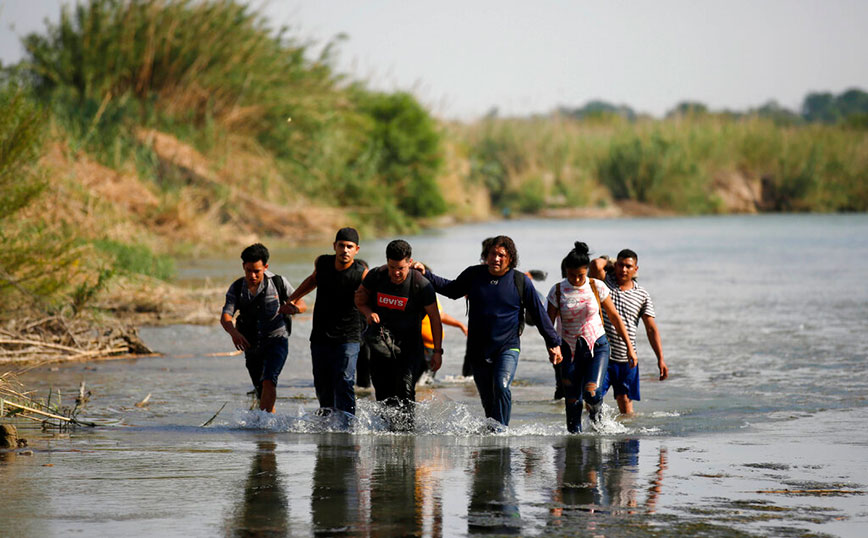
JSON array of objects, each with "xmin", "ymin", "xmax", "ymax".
[{"xmin": 417, "ymin": 235, "xmax": 562, "ymax": 427}]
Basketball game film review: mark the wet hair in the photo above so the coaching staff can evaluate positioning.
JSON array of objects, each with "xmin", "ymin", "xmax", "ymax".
[
  {"xmin": 562, "ymin": 241, "xmax": 591, "ymax": 273},
  {"xmin": 385, "ymin": 239, "xmax": 412, "ymax": 261},
  {"xmin": 241, "ymin": 243, "xmax": 269, "ymax": 265},
  {"xmin": 480, "ymin": 235, "xmax": 518, "ymax": 270},
  {"xmin": 617, "ymin": 248, "xmax": 638, "ymax": 262}
]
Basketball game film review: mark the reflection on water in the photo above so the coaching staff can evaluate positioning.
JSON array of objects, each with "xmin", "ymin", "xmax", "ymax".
[
  {"xmin": 311, "ymin": 434, "xmax": 361, "ymax": 536},
  {"xmin": 368, "ymin": 437, "xmax": 424, "ymax": 536},
  {"xmin": 10, "ymin": 215, "xmax": 868, "ymax": 536},
  {"xmin": 226, "ymin": 441, "xmax": 290, "ymax": 537},
  {"xmin": 547, "ymin": 438, "xmax": 667, "ymax": 533},
  {"xmin": 468, "ymin": 446, "xmax": 521, "ymax": 535}
]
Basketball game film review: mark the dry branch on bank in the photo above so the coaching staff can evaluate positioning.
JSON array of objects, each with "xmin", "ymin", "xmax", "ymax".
[
  {"xmin": 0, "ymin": 315, "xmax": 152, "ymax": 366},
  {"xmin": 0, "ymin": 372, "xmax": 94, "ymax": 428}
]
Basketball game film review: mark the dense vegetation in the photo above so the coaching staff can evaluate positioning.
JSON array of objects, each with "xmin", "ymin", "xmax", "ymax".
[
  {"xmin": 457, "ymin": 111, "xmax": 868, "ymax": 215},
  {"xmin": 1, "ymin": 0, "xmax": 867, "ymax": 315}
]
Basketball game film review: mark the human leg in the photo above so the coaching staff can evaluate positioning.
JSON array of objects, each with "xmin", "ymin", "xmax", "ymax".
[
  {"xmin": 558, "ymin": 343, "xmax": 583, "ymax": 433},
  {"xmin": 607, "ymin": 361, "xmax": 640, "ymax": 415},
  {"xmin": 310, "ymin": 342, "xmax": 336, "ymax": 409},
  {"xmin": 489, "ymin": 349, "xmax": 519, "ymax": 426},
  {"xmin": 616, "ymin": 394, "xmax": 634, "ymax": 415},
  {"xmin": 356, "ymin": 342, "xmax": 371, "ymax": 388},
  {"xmin": 244, "ymin": 350, "xmax": 264, "ymax": 401},
  {"xmin": 260, "ymin": 380, "xmax": 277, "ymax": 413},
  {"xmin": 581, "ymin": 336, "xmax": 609, "ymax": 423},
  {"xmin": 471, "ymin": 358, "xmax": 495, "ymax": 419},
  {"xmin": 334, "ymin": 342, "xmax": 360, "ymax": 415},
  {"xmin": 258, "ymin": 338, "xmax": 288, "ymax": 412}
]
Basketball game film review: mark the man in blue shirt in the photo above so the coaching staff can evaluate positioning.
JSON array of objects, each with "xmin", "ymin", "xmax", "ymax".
[{"xmin": 417, "ymin": 236, "xmax": 562, "ymax": 427}]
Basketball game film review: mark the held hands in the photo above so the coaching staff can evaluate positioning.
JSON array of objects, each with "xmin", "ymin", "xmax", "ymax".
[
  {"xmin": 547, "ymin": 346, "xmax": 563, "ymax": 365},
  {"xmin": 278, "ymin": 302, "xmax": 299, "ymax": 315}
]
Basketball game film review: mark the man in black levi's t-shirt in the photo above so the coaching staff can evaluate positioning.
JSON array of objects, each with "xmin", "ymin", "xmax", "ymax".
[
  {"xmin": 285, "ymin": 228, "xmax": 367, "ymax": 416},
  {"xmin": 355, "ymin": 240, "xmax": 441, "ymax": 428}
]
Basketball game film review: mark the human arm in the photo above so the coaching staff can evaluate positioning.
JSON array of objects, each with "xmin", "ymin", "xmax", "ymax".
[
  {"xmin": 286, "ymin": 270, "xmax": 316, "ymax": 304},
  {"xmin": 524, "ymin": 275, "xmax": 562, "ymax": 364},
  {"xmin": 220, "ymin": 282, "xmax": 249, "ymax": 350},
  {"xmin": 414, "ymin": 264, "xmax": 469, "ymax": 300},
  {"xmin": 423, "ymin": 301, "xmax": 444, "ymax": 371},
  {"xmin": 642, "ymin": 314, "xmax": 668, "ymax": 380},
  {"xmin": 278, "ymin": 276, "xmax": 307, "ymax": 315},
  {"xmin": 220, "ymin": 312, "xmax": 250, "ymax": 351},
  {"xmin": 601, "ymin": 296, "xmax": 638, "ymax": 367},
  {"xmin": 440, "ymin": 311, "xmax": 468, "ymax": 336},
  {"xmin": 589, "ymin": 258, "xmax": 608, "ymax": 280},
  {"xmin": 354, "ymin": 284, "xmax": 379, "ymax": 325}
]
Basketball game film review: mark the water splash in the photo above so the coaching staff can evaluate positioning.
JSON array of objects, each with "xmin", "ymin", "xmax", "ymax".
[{"xmin": 222, "ymin": 400, "xmax": 634, "ymax": 436}]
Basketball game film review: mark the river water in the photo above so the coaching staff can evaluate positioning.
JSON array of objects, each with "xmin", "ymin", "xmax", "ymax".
[{"xmin": 4, "ymin": 214, "xmax": 868, "ymax": 537}]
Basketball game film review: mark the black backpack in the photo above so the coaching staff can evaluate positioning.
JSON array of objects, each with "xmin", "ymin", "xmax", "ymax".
[{"xmin": 231, "ymin": 275, "xmax": 293, "ymax": 338}]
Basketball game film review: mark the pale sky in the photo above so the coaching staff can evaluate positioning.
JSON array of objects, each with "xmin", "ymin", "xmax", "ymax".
[{"xmin": 2, "ymin": 0, "xmax": 867, "ymax": 119}]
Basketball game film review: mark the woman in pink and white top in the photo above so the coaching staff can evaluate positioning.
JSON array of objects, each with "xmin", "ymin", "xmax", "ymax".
[{"xmin": 547, "ymin": 242, "xmax": 637, "ymax": 432}]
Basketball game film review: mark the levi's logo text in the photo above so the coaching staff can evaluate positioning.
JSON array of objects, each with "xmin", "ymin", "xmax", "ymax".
[{"xmin": 377, "ymin": 293, "xmax": 408, "ymax": 311}]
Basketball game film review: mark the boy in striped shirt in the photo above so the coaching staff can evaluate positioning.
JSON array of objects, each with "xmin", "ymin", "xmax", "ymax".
[{"xmin": 598, "ymin": 249, "xmax": 669, "ymax": 415}]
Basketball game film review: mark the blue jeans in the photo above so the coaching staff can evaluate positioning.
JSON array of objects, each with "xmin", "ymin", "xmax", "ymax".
[
  {"xmin": 560, "ymin": 334, "xmax": 610, "ymax": 432},
  {"xmin": 472, "ymin": 348, "xmax": 520, "ymax": 426},
  {"xmin": 310, "ymin": 341, "xmax": 360, "ymax": 415}
]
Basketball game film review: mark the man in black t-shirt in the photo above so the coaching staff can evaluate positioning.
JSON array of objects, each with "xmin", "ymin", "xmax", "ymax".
[
  {"xmin": 355, "ymin": 240, "xmax": 442, "ymax": 426},
  {"xmin": 285, "ymin": 228, "xmax": 367, "ymax": 415}
]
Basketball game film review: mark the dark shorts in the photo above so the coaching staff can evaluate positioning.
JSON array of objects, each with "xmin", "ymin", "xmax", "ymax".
[
  {"xmin": 244, "ymin": 337, "xmax": 288, "ymax": 394},
  {"xmin": 600, "ymin": 360, "xmax": 641, "ymax": 401}
]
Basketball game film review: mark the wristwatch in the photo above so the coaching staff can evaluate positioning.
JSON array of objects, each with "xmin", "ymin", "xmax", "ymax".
[{"xmin": 432, "ymin": 348, "xmax": 444, "ymax": 354}]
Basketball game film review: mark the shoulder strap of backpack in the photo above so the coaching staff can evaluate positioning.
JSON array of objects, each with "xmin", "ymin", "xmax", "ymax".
[
  {"xmin": 269, "ymin": 274, "xmax": 293, "ymax": 335},
  {"xmin": 589, "ymin": 278, "xmax": 604, "ymax": 325},
  {"xmin": 512, "ymin": 270, "xmax": 525, "ymax": 306},
  {"xmin": 513, "ymin": 269, "xmax": 526, "ymax": 335},
  {"xmin": 556, "ymin": 282, "xmax": 561, "ymax": 311},
  {"xmin": 231, "ymin": 277, "xmax": 246, "ymax": 306},
  {"xmin": 271, "ymin": 274, "xmax": 288, "ymax": 304}
]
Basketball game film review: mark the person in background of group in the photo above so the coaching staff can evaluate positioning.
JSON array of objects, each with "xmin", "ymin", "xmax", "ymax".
[
  {"xmin": 415, "ymin": 269, "xmax": 469, "ymax": 386},
  {"xmin": 284, "ymin": 228, "xmax": 367, "ymax": 416},
  {"xmin": 221, "ymin": 243, "xmax": 306, "ymax": 413},
  {"xmin": 355, "ymin": 240, "xmax": 442, "ymax": 428},
  {"xmin": 417, "ymin": 235, "xmax": 562, "ymax": 428},
  {"xmin": 589, "ymin": 255, "xmax": 613, "ymax": 281},
  {"xmin": 547, "ymin": 242, "xmax": 637, "ymax": 432},
  {"xmin": 598, "ymin": 249, "xmax": 669, "ymax": 415}
]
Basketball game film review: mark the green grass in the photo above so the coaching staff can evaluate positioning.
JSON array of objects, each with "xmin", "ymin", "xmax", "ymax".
[{"xmin": 454, "ymin": 114, "xmax": 868, "ymax": 214}]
